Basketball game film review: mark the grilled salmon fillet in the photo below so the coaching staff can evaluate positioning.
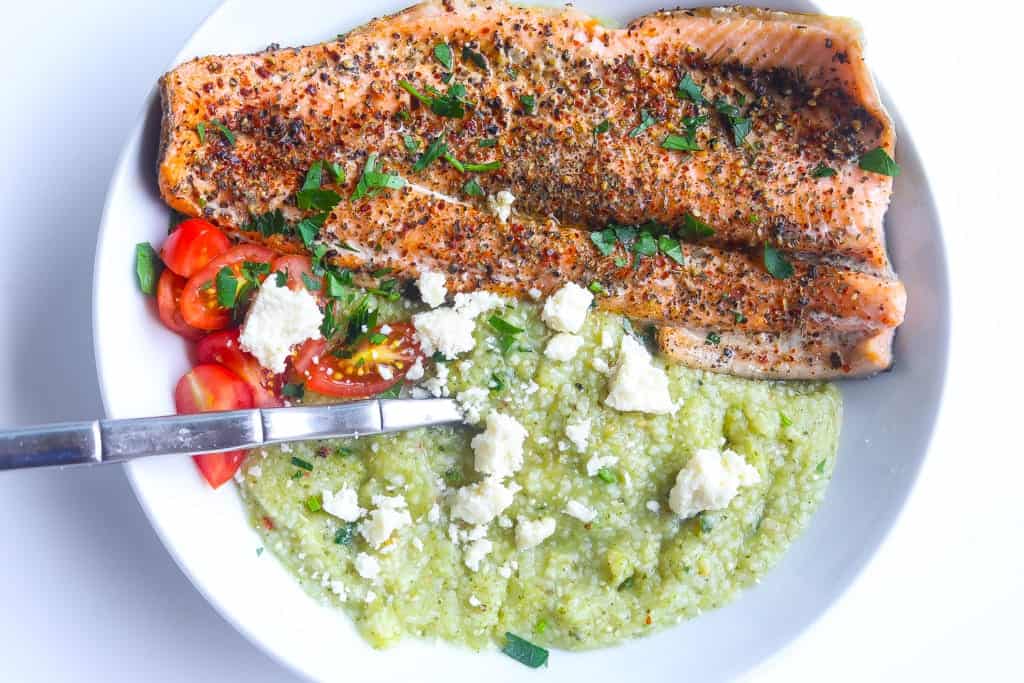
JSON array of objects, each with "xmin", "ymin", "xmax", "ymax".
[{"xmin": 157, "ymin": 0, "xmax": 906, "ymax": 379}]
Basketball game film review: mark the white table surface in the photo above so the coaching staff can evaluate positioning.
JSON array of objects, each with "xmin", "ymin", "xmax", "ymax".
[{"xmin": 1, "ymin": 1, "xmax": 1019, "ymax": 681}]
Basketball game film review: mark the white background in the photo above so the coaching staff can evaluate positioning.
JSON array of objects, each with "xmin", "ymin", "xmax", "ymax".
[{"xmin": 0, "ymin": 1, "xmax": 1019, "ymax": 681}]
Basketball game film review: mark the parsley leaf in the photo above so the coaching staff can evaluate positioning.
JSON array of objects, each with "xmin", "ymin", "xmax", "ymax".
[
  {"xmin": 713, "ymin": 97, "xmax": 751, "ymax": 146},
  {"xmin": 208, "ymin": 119, "xmax": 236, "ymax": 146},
  {"xmin": 302, "ymin": 161, "xmax": 323, "ymax": 191},
  {"xmin": 296, "ymin": 213, "xmax": 326, "ymax": 249},
  {"xmin": 296, "ymin": 188, "xmax": 341, "ymax": 212},
  {"xmin": 326, "ymin": 161, "xmax": 346, "ymax": 183},
  {"xmin": 461, "ymin": 45, "xmax": 488, "ymax": 71},
  {"xmin": 196, "ymin": 122, "xmax": 206, "ymax": 144},
  {"xmin": 680, "ymin": 213, "xmax": 715, "ymax": 240},
  {"xmin": 658, "ymin": 235, "xmax": 684, "ymax": 264},
  {"xmin": 397, "ymin": 80, "xmax": 467, "ymax": 118},
  {"xmin": 243, "ymin": 209, "xmax": 288, "ymax": 237},
  {"xmin": 706, "ymin": 331, "xmax": 721, "ymax": 345},
  {"xmin": 351, "ymin": 153, "xmax": 406, "ymax": 202},
  {"xmin": 215, "ymin": 266, "xmax": 239, "ymax": 308},
  {"xmin": 591, "ymin": 228, "xmax": 618, "ymax": 256},
  {"xmin": 628, "ymin": 109, "xmax": 658, "ymax": 138},
  {"xmin": 661, "ymin": 133, "xmax": 702, "ymax": 152},
  {"xmin": 633, "ymin": 231, "xmax": 658, "ymax": 257},
  {"xmin": 764, "ymin": 243, "xmax": 794, "ymax": 279},
  {"xmin": 463, "ymin": 178, "xmax": 484, "ymax": 197},
  {"xmin": 810, "ymin": 162, "xmax": 837, "ymax": 178},
  {"xmin": 502, "ymin": 633, "xmax": 548, "ymax": 669},
  {"xmin": 403, "ymin": 135, "xmax": 420, "ymax": 153},
  {"xmin": 461, "ymin": 160, "xmax": 501, "ymax": 173},
  {"xmin": 488, "ymin": 315, "xmax": 524, "ymax": 335},
  {"xmin": 433, "ymin": 43, "xmax": 453, "ymax": 70},
  {"xmin": 594, "ymin": 119, "xmax": 611, "ymax": 135},
  {"xmin": 858, "ymin": 147, "xmax": 900, "ymax": 176},
  {"xmin": 334, "ymin": 523, "xmax": 358, "ymax": 545},
  {"xmin": 520, "ymin": 94, "xmax": 536, "ymax": 114},
  {"xmin": 675, "ymin": 73, "xmax": 705, "ymax": 104},
  {"xmin": 134, "ymin": 242, "xmax": 161, "ymax": 295},
  {"xmin": 414, "ymin": 135, "xmax": 448, "ymax": 172},
  {"xmin": 478, "ymin": 138, "xmax": 498, "ymax": 148}
]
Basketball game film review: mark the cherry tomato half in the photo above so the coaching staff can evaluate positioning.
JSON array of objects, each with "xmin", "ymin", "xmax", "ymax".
[
  {"xmin": 174, "ymin": 363, "xmax": 254, "ymax": 489},
  {"xmin": 155, "ymin": 269, "xmax": 205, "ymax": 340},
  {"xmin": 292, "ymin": 323, "xmax": 421, "ymax": 398},
  {"xmin": 160, "ymin": 218, "xmax": 232, "ymax": 278},
  {"xmin": 197, "ymin": 329, "xmax": 283, "ymax": 408},
  {"xmin": 180, "ymin": 244, "xmax": 276, "ymax": 331},
  {"xmin": 270, "ymin": 254, "xmax": 320, "ymax": 294}
]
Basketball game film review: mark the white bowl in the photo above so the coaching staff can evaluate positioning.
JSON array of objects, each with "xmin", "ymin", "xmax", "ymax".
[{"xmin": 92, "ymin": 1, "xmax": 950, "ymax": 680}]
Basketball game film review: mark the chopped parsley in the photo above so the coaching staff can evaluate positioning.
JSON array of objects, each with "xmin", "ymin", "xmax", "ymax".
[
  {"xmin": 816, "ymin": 459, "xmax": 827, "ymax": 474},
  {"xmin": 810, "ymin": 162, "xmax": 837, "ymax": 178},
  {"xmin": 334, "ymin": 523, "xmax": 357, "ymax": 545},
  {"xmin": 713, "ymin": 97, "xmax": 751, "ymax": 146},
  {"xmin": 414, "ymin": 135, "xmax": 448, "ymax": 172},
  {"xmin": 461, "ymin": 45, "xmax": 488, "ymax": 71},
  {"xmin": 397, "ymin": 80, "xmax": 468, "ymax": 118},
  {"xmin": 617, "ymin": 574, "xmax": 635, "ymax": 590},
  {"xmin": 593, "ymin": 118, "xmax": 611, "ymax": 135},
  {"xmin": 658, "ymin": 234, "xmax": 684, "ymax": 264},
  {"xmin": 675, "ymin": 72, "xmax": 705, "ymax": 104},
  {"xmin": 326, "ymin": 161, "xmax": 345, "ymax": 184},
  {"xmin": 705, "ymin": 331, "xmax": 721, "ymax": 345},
  {"xmin": 460, "ymin": 159, "xmax": 501, "ymax": 173},
  {"xmin": 295, "ymin": 213, "xmax": 326, "ymax": 249},
  {"xmin": 502, "ymin": 633, "xmax": 549, "ymax": 669},
  {"xmin": 681, "ymin": 213, "xmax": 715, "ymax": 240},
  {"xmin": 242, "ymin": 209, "xmax": 288, "ymax": 237},
  {"xmin": 305, "ymin": 494, "xmax": 322, "ymax": 513},
  {"xmin": 215, "ymin": 266, "xmax": 238, "ymax": 308},
  {"xmin": 478, "ymin": 137, "xmax": 498, "ymax": 148},
  {"xmin": 134, "ymin": 242, "xmax": 161, "ymax": 295},
  {"xmin": 780, "ymin": 412, "xmax": 793, "ymax": 427},
  {"xmin": 350, "ymin": 153, "xmax": 406, "ymax": 202},
  {"xmin": 764, "ymin": 242, "xmax": 794, "ymax": 279},
  {"xmin": 628, "ymin": 109, "xmax": 658, "ymax": 138},
  {"xmin": 588, "ymin": 281, "xmax": 607, "ymax": 295},
  {"xmin": 489, "ymin": 371, "xmax": 507, "ymax": 392},
  {"xmin": 195, "ymin": 122, "xmax": 206, "ymax": 144},
  {"xmin": 858, "ymin": 147, "xmax": 900, "ymax": 176},
  {"xmin": 590, "ymin": 228, "xmax": 618, "ymax": 256},
  {"xmin": 489, "ymin": 315, "xmax": 523, "ymax": 353},
  {"xmin": 661, "ymin": 133, "xmax": 702, "ymax": 152},
  {"xmin": 443, "ymin": 467, "xmax": 463, "ymax": 485},
  {"xmin": 463, "ymin": 178, "xmax": 484, "ymax": 197},
  {"xmin": 282, "ymin": 383, "xmax": 305, "ymax": 400},
  {"xmin": 296, "ymin": 161, "xmax": 342, "ymax": 211},
  {"xmin": 291, "ymin": 456, "xmax": 314, "ymax": 472},
  {"xmin": 301, "ymin": 272, "xmax": 321, "ymax": 292},
  {"xmin": 597, "ymin": 467, "xmax": 617, "ymax": 483},
  {"xmin": 207, "ymin": 119, "xmax": 236, "ymax": 146},
  {"xmin": 403, "ymin": 134, "xmax": 420, "ymax": 153},
  {"xmin": 433, "ymin": 43, "xmax": 453, "ymax": 70},
  {"xmin": 274, "ymin": 270, "xmax": 287, "ymax": 287},
  {"xmin": 519, "ymin": 94, "xmax": 536, "ymax": 114}
]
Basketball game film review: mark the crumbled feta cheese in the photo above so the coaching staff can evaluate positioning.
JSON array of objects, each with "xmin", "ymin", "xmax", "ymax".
[
  {"xmin": 427, "ymin": 503, "xmax": 441, "ymax": 523},
  {"xmin": 515, "ymin": 516, "xmax": 557, "ymax": 550},
  {"xmin": 451, "ymin": 478, "xmax": 518, "ymax": 525},
  {"xmin": 330, "ymin": 580, "xmax": 348, "ymax": 601},
  {"xmin": 471, "ymin": 412, "xmax": 527, "ymax": 478},
  {"xmin": 497, "ymin": 515, "xmax": 513, "ymax": 528},
  {"xmin": 417, "ymin": 270, "xmax": 448, "ymax": 308},
  {"xmin": 544, "ymin": 332, "xmax": 584, "ymax": 361},
  {"xmin": 646, "ymin": 500, "xmax": 661, "ymax": 513},
  {"xmin": 239, "ymin": 279, "xmax": 323, "ymax": 373},
  {"xmin": 565, "ymin": 419, "xmax": 592, "ymax": 451},
  {"xmin": 377, "ymin": 364, "xmax": 394, "ymax": 381},
  {"xmin": 564, "ymin": 499, "xmax": 597, "ymax": 523},
  {"xmin": 541, "ymin": 282, "xmax": 593, "ymax": 334},
  {"xmin": 379, "ymin": 324, "xmax": 392, "ymax": 335},
  {"xmin": 354, "ymin": 552, "xmax": 381, "ymax": 581},
  {"xmin": 468, "ymin": 595, "xmax": 483, "ymax": 607},
  {"xmin": 422, "ymin": 362, "xmax": 449, "ymax": 398},
  {"xmin": 322, "ymin": 487, "xmax": 365, "ymax": 522},
  {"xmin": 464, "ymin": 538, "xmax": 493, "ymax": 572},
  {"xmin": 498, "ymin": 564, "xmax": 513, "ymax": 579},
  {"xmin": 412, "ymin": 537, "xmax": 424, "ymax": 552},
  {"xmin": 364, "ymin": 590, "xmax": 378, "ymax": 604},
  {"xmin": 359, "ymin": 495, "xmax": 412, "ymax": 549},
  {"xmin": 248, "ymin": 464, "xmax": 262, "ymax": 478},
  {"xmin": 591, "ymin": 357, "xmax": 610, "ymax": 374},
  {"xmin": 487, "ymin": 190, "xmax": 516, "ymax": 223},
  {"xmin": 528, "ymin": 287, "xmax": 542, "ymax": 300},
  {"xmin": 412, "ymin": 308, "xmax": 476, "ymax": 360},
  {"xmin": 452, "ymin": 291, "xmax": 505, "ymax": 319},
  {"xmin": 668, "ymin": 449, "xmax": 761, "ymax": 519},
  {"xmin": 456, "ymin": 387, "xmax": 489, "ymax": 425},
  {"xmin": 604, "ymin": 334, "xmax": 675, "ymax": 414},
  {"xmin": 585, "ymin": 454, "xmax": 618, "ymax": 477},
  {"xmin": 406, "ymin": 357, "xmax": 425, "ymax": 381}
]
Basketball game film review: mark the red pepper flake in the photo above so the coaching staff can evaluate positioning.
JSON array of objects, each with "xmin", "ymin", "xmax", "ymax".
[
  {"xmin": 644, "ymin": 613, "xmax": 652, "ymax": 626},
  {"xmin": 262, "ymin": 516, "xmax": 275, "ymax": 531}
]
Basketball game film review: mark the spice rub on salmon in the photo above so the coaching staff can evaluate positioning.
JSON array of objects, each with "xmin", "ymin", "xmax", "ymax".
[{"xmin": 157, "ymin": 0, "xmax": 906, "ymax": 379}]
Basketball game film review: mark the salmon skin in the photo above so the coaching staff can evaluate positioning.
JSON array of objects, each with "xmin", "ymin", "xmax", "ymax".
[{"xmin": 157, "ymin": 0, "xmax": 906, "ymax": 379}]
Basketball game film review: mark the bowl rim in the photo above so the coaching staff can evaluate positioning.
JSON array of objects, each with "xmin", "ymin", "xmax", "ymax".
[{"xmin": 90, "ymin": 1, "xmax": 951, "ymax": 680}]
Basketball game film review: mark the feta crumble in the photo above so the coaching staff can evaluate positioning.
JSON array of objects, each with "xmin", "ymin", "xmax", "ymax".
[
  {"xmin": 668, "ymin": 449, "xmax": 761, "ymax": 519},
  {"xmin": 468, "ymin": 595, "xmax": 483, "ymax": 608},
  {"xmin": 487, "ymin": 189, "xmax": 516, "ymax": 223},
  {"xmin": 564, "ymin": 499, "xmax": 597, "ymax": 523},
  {"xmin": 464, "ymin": 538, "xmax": 493, "ymax": 572},
  {"xmin": 515, "ymin": 516, "xmax": 556, "ymax": 550},
  {"xmin": 417, "ymin": 270, "xmax": 448, "ymax": 308},
  {"xmin": 455, "ymin": 387, "xmax": 489, "ymax": 425},
  {"xmin": 405, "ymin": 357, "xmax": 425, "ymax": 381},
  {"xmin": 585, "ymin": 454, "xmax": 618, "ymax": 477},
  {"xmin": 239, "ymin": 279, "xmax": 323, "ymax": 373},
  {"xmin": 359, "ymin": 494, "xmax": 412, "ymax": 549},
  {"xmin": 412, "ymin": 308, "xmax": 476, "ymax": 360},
  {"xmin": 471, "ymin": 412, "xmax": 527, "ymax": 478},
  {"xmin": 322, "ymin": 487, "xmax": 364, "ymax": 522},
  {"xmin": 451, "ymin": 478, "xmax": 518, "ymax": 525},
  {"xmin": 541, "ymin": 282, "xmax": 593, "ymax": 334},
  {"xmin": 604, "ymin": 334, "xmax": 675, "ymax": 414},
  {"xmin": 452, "ymin": 291, "xmax": 505, "ymax": 319},
  {"xmin": 544, "ymin": 332, "xmax": 584, "ymax": 361},
  {"xmin": 354, "ymin": 552, "xmax": 381, "ymax": 581},
  {"xmin": 565, "ymin": 418, "xmax": 592, "ymax": 451}
]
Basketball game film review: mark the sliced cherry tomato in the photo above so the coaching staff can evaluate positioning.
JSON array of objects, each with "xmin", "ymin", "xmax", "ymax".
[
  {"xmin": 292, "ymin": 323, "xmax": 422, "ymax": 398},
  {"xmin": 160, "ymin": 218, "xmax": 232, "ymax": 277},
  {"xmin": 271, "ymin": 254, "xmax": 320, "ymax": 293},
  {"xmin": 155, "ymin": 269, "xmax": 205, "ymax": 340},
  {"xmin": 197, "ymin": 329, "xmax": 283, "ymax": 408},
  {"xmin": 174, "ymin": 364, "xmax": 254, "ymax": 489},
  {"xmin": 180, "ymin": 244, "xmax": 276, "ymax": 331}
]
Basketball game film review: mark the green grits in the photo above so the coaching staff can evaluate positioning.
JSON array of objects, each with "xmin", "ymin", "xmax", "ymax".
[{"xmin": 238, "ymin": 297, "xmax": 841, "ymax": 651}]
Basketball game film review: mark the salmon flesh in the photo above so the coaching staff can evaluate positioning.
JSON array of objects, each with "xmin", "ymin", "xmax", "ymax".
[{"xmin": 157, "ymin": 0, "xmax": 906, "ymax": 379}]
